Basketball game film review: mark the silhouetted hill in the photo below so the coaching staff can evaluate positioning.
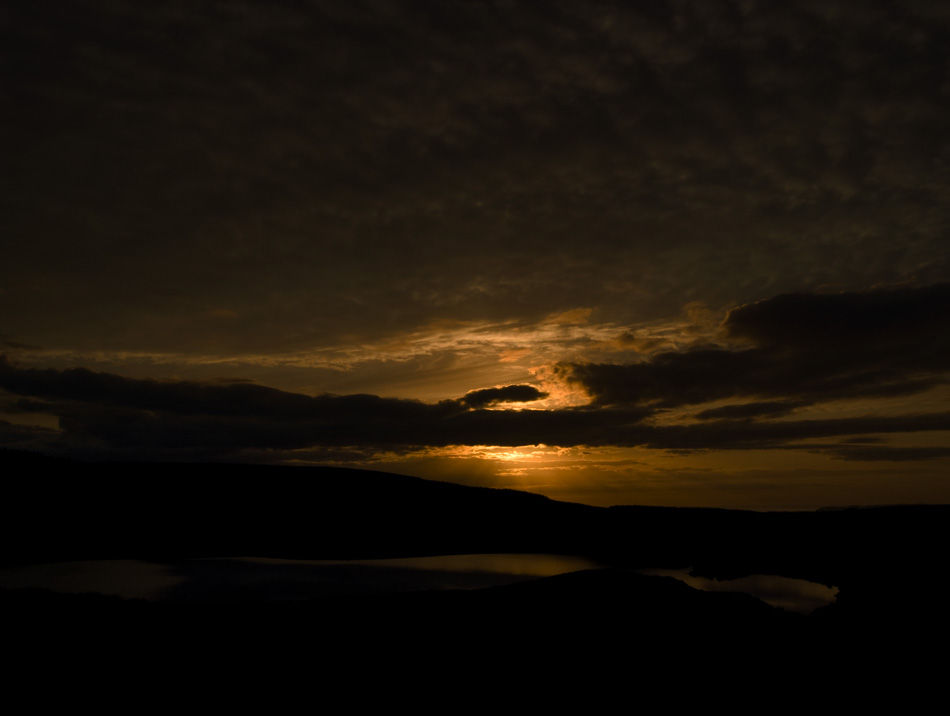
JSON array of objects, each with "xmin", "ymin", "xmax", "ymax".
[
  {"xmin": 2, "ymin": 449, "xmax": 949, "ymax": 640},
  {"xmin": 1, "ymin": 450, "xmax": 604, "ymax": 564}
]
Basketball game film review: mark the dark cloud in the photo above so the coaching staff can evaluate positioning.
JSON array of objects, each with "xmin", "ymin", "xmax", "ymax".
[
  {"xmin": 460, "ymin": 384, "xmax": 548, "ymax": 409},
  {"xmin": 2, "ymin": 351, "xmax": 948, "ymax": 460},
  {"xmin": 3, "ymin": 1, "xmax": 950, "ymax": 359},
  {"xmin": 821, "ymin": 446, "xmax": 950, "ymax": 462},
  {"xmin": 695, "ymin": 401, "xmax": 811, "ymax": 421},
  {"xmin": 724, "ymin": 283, "xmax": 950, "ymax": 354},
  {"xmin": 7, "ymin": 398, "xmax": 55, "ymax": 413},
  {"xmin": 633, "ymin": 412, "xmax": 950, "ymax": 452},
  {"xmin": 564, "ymin": 284, "xmax": 950, "ymax": 408},
  {"xmin": 0, "ymin": 420, "xmax": 61, "ymax": 451},
  {"xmin": 0, "ymin": 337, "xmax": 43, "ymax": 351},
  {"xmin": 0, "ymin": 355, "xmax": 646, "ymax": 452},
  {"xmin": 2, "ymin": 2, "xmax": 949, "ymax": 487}
]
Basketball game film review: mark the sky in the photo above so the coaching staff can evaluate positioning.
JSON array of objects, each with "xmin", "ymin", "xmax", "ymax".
[{"xmin": 3, "ymin": 0, "xmax": 950, "ymax": 509}]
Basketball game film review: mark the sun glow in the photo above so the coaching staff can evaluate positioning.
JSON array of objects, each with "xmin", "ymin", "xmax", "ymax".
[{"xmin": 431, "ymin": 444, "xmax": 559, "ymax": 463}]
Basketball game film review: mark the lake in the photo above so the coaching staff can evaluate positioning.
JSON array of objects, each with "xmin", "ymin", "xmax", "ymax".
[
  {"xmin": 0, "ymin": 554, "xmax": 836, "ymax": 613},
  {"xmin": 637, "ymin": 566, "xmax": 838, "ymax": 615}
]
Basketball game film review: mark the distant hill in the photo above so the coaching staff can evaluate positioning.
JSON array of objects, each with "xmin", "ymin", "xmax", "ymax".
[{"xmin": 2, "ymin": 449, "xmax": 949, "ymax": 637}]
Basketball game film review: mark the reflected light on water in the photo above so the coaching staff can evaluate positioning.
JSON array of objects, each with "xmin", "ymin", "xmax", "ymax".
[
  {"xmin": 637, "ymin": 567, "xmax": 838, "ymax": 614},
  {"xmin": 0, "ymin": 556, "xmax": 837, "ymax": 613},
  {"xmin": 0, "ymin": 554, "xmax": 602, "ymax": 603},
  {"xmin": 0, "ymin": 559, "xmax": 186, "ymax": 600},
  {"xmin": 253, "ymin": 553, "xmax": 600, "ymax": 576}
]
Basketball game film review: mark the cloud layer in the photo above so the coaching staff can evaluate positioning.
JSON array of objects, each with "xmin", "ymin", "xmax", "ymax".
[
  {"xmin": 4, "ymin": 0, "xmax": 950, "ymax": 369},
  {"xmin": 2, "ymin": 284, "xmax": 948, "ymax": 464},
  {"xmin": 564, "ymin": 283, "xmax": 950, "ymax": 409},
  {"xmin": 3, "ymin": 3, "xmax": 950, "ymax": 505}
]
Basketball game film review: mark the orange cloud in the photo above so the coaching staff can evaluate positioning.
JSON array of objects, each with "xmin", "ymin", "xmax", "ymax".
[{"xmin": 547, "ymin": 308, "xmax": 593, "ymax": 325}]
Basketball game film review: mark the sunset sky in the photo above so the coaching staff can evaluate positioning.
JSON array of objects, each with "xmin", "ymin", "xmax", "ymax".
[{"xmin": 3, "ymin": 0, "xmax": 950, "ymax": 509}]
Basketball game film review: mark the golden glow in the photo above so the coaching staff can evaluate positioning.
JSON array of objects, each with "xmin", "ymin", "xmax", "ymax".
[
  {"xmin": 546, "ymin": 307, "xmax": 594, "ymax": 325},
  {"xmin": 425, "ymin": 444, "xmax": 561, "ymax": 463},
  {"xmin": 345, "ymin": 440, "xmax": 950, "ymax": 511},
  {"xmin": 5, "ymin": 306, "xmax": 723, "ymax": 405}
]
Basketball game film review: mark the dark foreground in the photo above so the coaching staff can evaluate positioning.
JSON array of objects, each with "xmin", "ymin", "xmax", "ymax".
[{"xmin": 3, "ymin": 451, "xmax": 948, "ymax": 704}]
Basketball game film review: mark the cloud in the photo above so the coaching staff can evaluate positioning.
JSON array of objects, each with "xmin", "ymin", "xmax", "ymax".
[
  {"xmin": 5, "ymin": 0, "xmax": 950, "ymax": 367},
  {"xmin": 723, "ymin": 283, "xmax": 950, "ymax": 354},
  {"xmin": 1, "ymin": 336, "xmax": 44, "ymax": 351},
  {"xmin": 0, "ymin": 419, "xmax": 61, "ymax": 451},
  {"xmin": 0, "ymin": 356, "xmax": 645, "ymax": 453},
  {"xmin": 459, "ymin": 384, "xmax": 549, "ymax": 409},
  {"xmin": 547, "ymin": 308, "xmax": 593, "ymax": 325},
  {"xmin": 563, "ymin": 283, "xmax": 950, "ymax": 408},
  {"xmin": 3, "ymin": 1, "xmax": 950, "ymax": 474},
  {"xmin": 820, "ymin": 446, "xmax": 950, "ymax": 462},
  {"xmin": 2, "ymin": 347, "xmax": 948, "ymax": 462},
  {"xmin": 695, "ymin": 401, "xmax": 811, "ymax": 421},
  {"xmin": 630, "ymin": 412, "xmax": 950, "ymax": 452}
]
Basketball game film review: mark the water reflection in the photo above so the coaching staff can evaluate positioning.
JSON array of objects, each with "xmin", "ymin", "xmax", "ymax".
[
  {"xmin": 0, "ymin": 554, "xmax": 602, "ymax": 603},
  {"xmin": 637, "ymin": 567, "xmax": 838, "ymax": 614},
  {"xmin": 0, "ymin": 559, "xmax": 186, "ymax": 600},
  {"xmin": 160, "ymin": 554, "xmax": 605, "ymax": 602},
  {"xmin": 0, "ymin": 555, "xmax": 837, "ymax": 613}
]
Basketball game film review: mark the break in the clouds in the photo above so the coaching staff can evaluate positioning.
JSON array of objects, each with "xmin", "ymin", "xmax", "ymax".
[
  {"xmin": 1, "ymin": 351, "xmax": 948, "ymax": 459},
  {"xmin": 2, "ymin": 285, "xmax": 949, "ymax": 462}
]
